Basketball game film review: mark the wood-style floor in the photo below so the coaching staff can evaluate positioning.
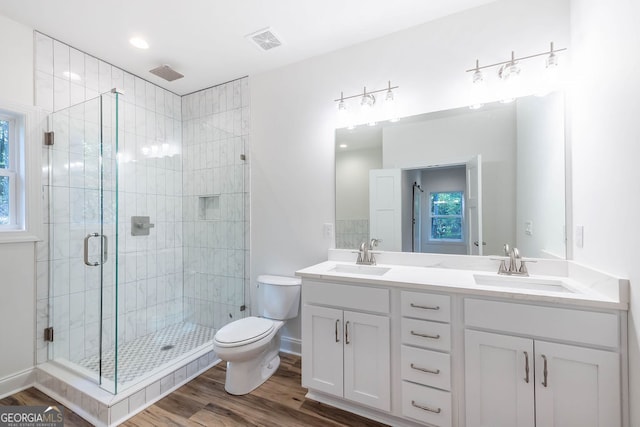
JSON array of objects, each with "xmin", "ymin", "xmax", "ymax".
[{"xmin": 0, "ymin": 353, "xmax": 388, "ymax": 426}]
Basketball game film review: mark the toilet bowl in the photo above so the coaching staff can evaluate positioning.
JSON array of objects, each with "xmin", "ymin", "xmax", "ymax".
[{"xmin": 213, "ymin": 275, "xmax": 301, "ymax": 395}]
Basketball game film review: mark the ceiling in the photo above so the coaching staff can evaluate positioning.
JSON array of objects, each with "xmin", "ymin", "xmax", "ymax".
[{"xmin": 0, "ymin": 0, "xmax": 496, "ymax": 95}]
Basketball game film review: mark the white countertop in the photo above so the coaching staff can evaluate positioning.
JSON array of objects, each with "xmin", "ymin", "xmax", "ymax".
[{"xmin": 296, "ymin": 259, "xmax": 628, "ymax": 311}]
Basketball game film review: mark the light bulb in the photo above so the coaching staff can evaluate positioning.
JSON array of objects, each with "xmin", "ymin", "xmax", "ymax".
[
  {"xmin": 472, "ymin": 60, "xmax": 484, "ymax": 84},
  {"xmin": 385, "ymin": 89, "xmax": 394, "ymax": 102},
  {"xmin": 361, "ymin": 93, "xmax": 375, "ymax": 109}
]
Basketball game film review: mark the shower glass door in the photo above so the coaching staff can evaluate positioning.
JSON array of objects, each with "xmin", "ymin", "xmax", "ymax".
[{"xmin": 48, "ymin": 91, "xmax": 120, "ymax": 394}]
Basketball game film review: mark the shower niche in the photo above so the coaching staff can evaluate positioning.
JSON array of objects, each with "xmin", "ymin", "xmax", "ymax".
[{"xmin": 198, "ymin": 195, "xmax": 221, "ymax": 221}]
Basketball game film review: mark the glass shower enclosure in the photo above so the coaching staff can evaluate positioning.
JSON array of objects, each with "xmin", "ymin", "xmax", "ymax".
[
  {"xmin": 44, "ymin": 79, "xmax": 247, "ymax": 400},
  {"xmin": 47, "ymin": 91, "xmax": 120, "ymax": 393}
]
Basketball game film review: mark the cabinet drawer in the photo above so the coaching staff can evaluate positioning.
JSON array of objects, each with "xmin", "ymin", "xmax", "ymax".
[
  {"xmin": 401, "ymin": 291, "xmax": 450, "ymax": 322},
  {"xmin": 401, "ymin": 318, "xmax": 451, "ymax": 352},
  {"xmin": 465, "ymin": 299, "xmax": 619, "ymax": 348},
  {"xmin": 402, "ymin": 381, "xmax": 452, "ymax": 427},
  {"xmin": 401, "ymin": 345, "xmax": 451, "ymax": 391},
  {"xmin": 303, "ymin": 280, "xmax": 390, "ymax": 314}
]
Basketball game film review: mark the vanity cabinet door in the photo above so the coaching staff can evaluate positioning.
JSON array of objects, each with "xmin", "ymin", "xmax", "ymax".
[
  {"xmin": 343, "ymin": 311, "xmax": 391, "ymax": 412},
  {"xmin": 534, "ymin": 341, "xmax": 621, "ymax": 427},
  {"xmin": 465, "ymin": 330, "xmax": 535, "ymax": 427},
  {"xmin": 301, "ymin": 305, "xmax": 344, "ymax": 397}
]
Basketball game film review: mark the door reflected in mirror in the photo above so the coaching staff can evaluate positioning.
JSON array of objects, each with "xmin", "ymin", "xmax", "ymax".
[{"xmin": 335, "ymin": 92, "xmax": 567, "ymax": 259}]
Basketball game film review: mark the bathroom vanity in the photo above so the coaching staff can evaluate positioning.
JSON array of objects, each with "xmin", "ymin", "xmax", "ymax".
[{"xmin": 296, "ymin": 250, "xmax": 629, "ymax": 427}]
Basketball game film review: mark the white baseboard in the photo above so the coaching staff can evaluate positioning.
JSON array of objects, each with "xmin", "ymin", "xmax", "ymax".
[
  {"xmin": 280, "ymin": 336, "xmax": 301, "ymax": 356},
  {"xmin": 0, "ymin": 368, "xmax": 35, "ymax": 400}
]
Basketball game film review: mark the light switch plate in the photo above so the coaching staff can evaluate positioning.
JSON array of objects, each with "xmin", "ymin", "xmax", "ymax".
[
  {"xmin": 575, "ymin": 225, "xmax": 584, "ymax": 248},
  {"xmin": 323, "ymin": 223, "xmax": 334, "ymax": 239}
]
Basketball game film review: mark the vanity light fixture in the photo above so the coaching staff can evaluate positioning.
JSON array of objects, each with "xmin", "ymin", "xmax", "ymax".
[
  {"xmin": 334, "ymin": 81, "xmax": 399, "ymax": 128},
  {"xmin": 466, "ymin": 42, "xmax": 566, "ymax": 106}
]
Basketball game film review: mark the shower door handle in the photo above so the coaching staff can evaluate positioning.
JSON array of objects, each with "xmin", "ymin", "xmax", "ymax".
[{"xmin": 84, "ymin": 233, "xmax": 108, "ymax": 266}]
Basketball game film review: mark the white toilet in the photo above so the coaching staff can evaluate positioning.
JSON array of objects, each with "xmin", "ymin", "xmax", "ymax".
[{"xmin": 213, "ymin": 274, "xmax": 301, "ymax": 395}]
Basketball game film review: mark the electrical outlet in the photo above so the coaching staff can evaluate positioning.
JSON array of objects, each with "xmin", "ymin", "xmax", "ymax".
[
  {"xmin": 525, "ymin": 220, "xmax": 533, "ymax": 236},
  {"xmin": 323, "ymin": 223, "xmax": 334, "ymax": 239}
]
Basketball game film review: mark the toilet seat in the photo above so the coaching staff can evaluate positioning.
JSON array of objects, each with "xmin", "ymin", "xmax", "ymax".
[{"xmin": 214, "ymin": 317, "xmax": 275, "ymax": 348}]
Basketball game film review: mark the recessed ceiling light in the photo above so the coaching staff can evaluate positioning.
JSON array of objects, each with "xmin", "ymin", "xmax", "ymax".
[{"xmin": 129, "ymin": 37, "xmax": 149, "ymax": 49}]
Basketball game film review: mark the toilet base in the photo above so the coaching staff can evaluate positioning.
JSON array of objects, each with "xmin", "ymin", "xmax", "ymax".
[{"xmin": 224, "ymin": 353, "xmax": 281, "ymax": 395}]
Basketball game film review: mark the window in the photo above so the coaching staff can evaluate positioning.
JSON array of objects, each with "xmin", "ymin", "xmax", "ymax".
[
  {"xmin": 0, "ymin": 101, "xmax": 42, "ymax": 242},
  {"xmin": 429, "ymin": 191, "xmax": 464, "ymax": 241},
  {"xmin": 0, "ymin": 115, "xmax": 17, "ymax": 227}
]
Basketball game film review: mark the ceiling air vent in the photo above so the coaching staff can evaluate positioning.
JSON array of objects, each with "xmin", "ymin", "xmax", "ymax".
[
  {"xmin": 247, "ymin": 28, "xmax": 282, "ymax": 51},
  {"xmin": 149, "ymin": 65, "xmax": 184, "ymax": 82}
]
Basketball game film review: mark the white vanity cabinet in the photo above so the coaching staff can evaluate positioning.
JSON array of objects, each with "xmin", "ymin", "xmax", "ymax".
[
  {"xmin": 297, "ymin": 259, "xmax": 628, "ymax": 427},
  {"xmin": 400, "ymin": 291, "xmax": 453, "ymax": 427},
  {"xmin": 301, "ymin": 281, "xmax": 391, "ymax": 412},
  {"xmin": 464, "ymin": 299, "xmax": 622, "ymax": 427}
]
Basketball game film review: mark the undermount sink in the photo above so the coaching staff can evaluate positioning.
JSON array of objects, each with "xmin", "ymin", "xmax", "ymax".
[
  {"xmin": 473, "ymin": 274, "xmax": 575, "ymax": 293},
  {"xmin": 330, "ymin": 264, "xmax": 391, "ymax": 276}
]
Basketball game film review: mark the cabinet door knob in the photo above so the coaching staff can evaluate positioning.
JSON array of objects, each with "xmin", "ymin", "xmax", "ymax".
[
  {"xmin": 541, "ymin": 354, "xmax": 549, "ymax": 387},
  {"xmin": 524, "ymin": 351, "xmax": 530, "ymax": 383},
  {"xmin": 345, "ymin": 321, "xmax": 350, "ymax": 344},
  {"xmin": 411, "ymin": 400, "xmax": 441, "ymax": 414}
]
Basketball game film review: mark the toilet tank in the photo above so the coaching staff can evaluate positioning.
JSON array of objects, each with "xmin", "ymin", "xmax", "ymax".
[{"xmin": 257, "ymin": 275, "xmax": 301, "ymax": 320}]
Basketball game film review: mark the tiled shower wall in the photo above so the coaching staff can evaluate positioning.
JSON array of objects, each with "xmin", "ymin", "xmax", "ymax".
[
  {"xmin": 34, "ymin": 32, "xmax": 184, "ymax": 365},
  {"xmin": 336, "ymin": 219, "xmax": 370, "ymax": 249},
  {"xmin": 181, "ymin": 78, "xmax": 250, "ymax": 330}
]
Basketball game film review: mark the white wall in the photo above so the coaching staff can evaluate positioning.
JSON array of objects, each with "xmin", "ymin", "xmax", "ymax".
[
  {"xmin": 516, "ymin": 92, "xmax": 566, "ymax": 258},
  {"xmin": 569, "ymin": 0, "xmax": 640, "ymax": 425},
  {"xmin": 251, "ymin": 0, "xmax": 570, "ymax": 342},
  {"xmin": 0, "ymin": 15, "xmax": 36, "ymax": 397},
  {"xmin": 0, "ymin": 15, "xmax": 33, "ymax": 106}
]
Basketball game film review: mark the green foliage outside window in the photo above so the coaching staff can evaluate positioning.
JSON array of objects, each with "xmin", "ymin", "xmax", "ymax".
[{"xmin": 430, "ymin": 191, "xmax": 463, "ymax": 241}]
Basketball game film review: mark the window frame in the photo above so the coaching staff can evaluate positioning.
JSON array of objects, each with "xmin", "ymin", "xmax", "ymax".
[
  {"xmin": 0, "ymin": 99, "xmax": 43, "ymax": 243},
  {"xmin": 428, "ymin": 190, "xmax": 465, "ymax": 243}
]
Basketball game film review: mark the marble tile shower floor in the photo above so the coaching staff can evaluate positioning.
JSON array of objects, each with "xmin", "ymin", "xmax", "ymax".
[{"xmin": 76, "ymin": 322, "xmax": 215, "ymax": 386}]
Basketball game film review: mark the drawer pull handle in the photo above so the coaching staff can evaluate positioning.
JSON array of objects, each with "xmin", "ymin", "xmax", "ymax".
[
  {"xmin": 541, "ymin": 354, "xmax": 548, "ymax": 387},
  {"xmin": 335, "ymin": 319, "xmax": 340, "ymax": 343},
  {"xmin": 410, "ymin": 303, "xmax": 440, "ymax": 311},
  {"xmin": 410, "ymin": 363, "xmax": 440, "ymax": 375},
  {"xmin": 411, "ymin": 400, "xmax": 441, "ymax": 414},
  {"xmin": 524, "ymin": 351, "xmax": 530, "ymax": 383},
  {"xmin": 410, "ymin": 330, "xmax": 441, "ymax": 340}
]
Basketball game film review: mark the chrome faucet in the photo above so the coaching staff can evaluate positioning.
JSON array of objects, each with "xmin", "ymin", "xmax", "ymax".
[
  {"xmin": 356, "ymin": 239, "xmax": 381, "ymax": 265},
  {"xmin": 494, "ymin": 244, "xmax": 533, "ymax": 276}
]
